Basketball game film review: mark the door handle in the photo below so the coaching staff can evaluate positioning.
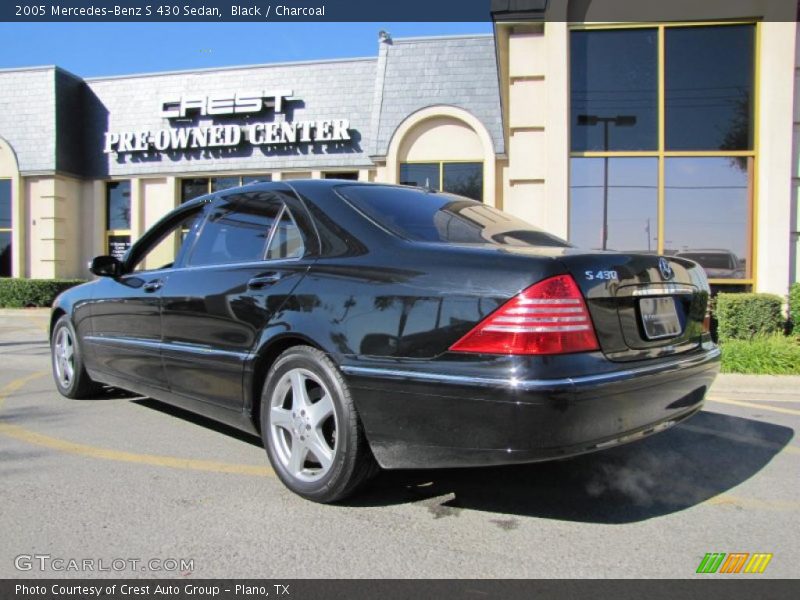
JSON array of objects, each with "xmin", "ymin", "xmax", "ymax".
[
  {"xmin": 247, "ymin": 273, "xmax": 283, "ymax": 289},
  {"xmin": 142, "ymin": 279, "xmax": 163, "ymax": 293}
]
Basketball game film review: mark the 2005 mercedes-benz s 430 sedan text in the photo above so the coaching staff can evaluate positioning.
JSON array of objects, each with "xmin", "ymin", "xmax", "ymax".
[{"xmin": 50, "ymin": 180, "xmax": 720, "ymax": 502}]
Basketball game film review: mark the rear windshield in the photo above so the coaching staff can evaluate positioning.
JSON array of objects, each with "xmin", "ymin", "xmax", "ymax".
[{"xmin": 338, "ymin": 185, "xmax": 571, "ymax": 248}]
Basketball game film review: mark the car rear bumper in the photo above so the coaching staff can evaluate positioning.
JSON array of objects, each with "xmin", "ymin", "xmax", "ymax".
[{"xmin": 341, "ymin": 345, "xmax": 720, "ymax": 469}]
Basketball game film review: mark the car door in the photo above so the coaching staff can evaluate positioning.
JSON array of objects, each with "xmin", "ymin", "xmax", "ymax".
[
  {"xmin": 85, "ymin": 202, "xmax": 205, "ymax": 392},
  {"xmin": 159, "ymin": 187, "xmax": 314, "ymax": 412}
]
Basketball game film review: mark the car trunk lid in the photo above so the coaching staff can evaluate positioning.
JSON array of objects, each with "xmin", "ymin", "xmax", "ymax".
[{"xmin": 554, "ymin": 252, "xmax": 710, "ymax": 361}]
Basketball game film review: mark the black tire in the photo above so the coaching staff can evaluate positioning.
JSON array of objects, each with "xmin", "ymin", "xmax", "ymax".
[
  {"xmin": 260, "ymin": 345, "xmax": 378, "ymax": 503},
  {"xmin": 50, "ymin": 315, "xmax": 102, "ymax": 399}
]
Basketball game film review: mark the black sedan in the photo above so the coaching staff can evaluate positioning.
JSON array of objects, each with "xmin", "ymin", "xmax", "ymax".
[{"xmin": 50, "ymin": 180, "xmax": 720, "ymax": 502}]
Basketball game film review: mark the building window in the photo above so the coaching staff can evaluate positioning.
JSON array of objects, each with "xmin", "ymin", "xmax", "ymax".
[
  {"xmin": 0, "ymin": 179, "xmax": 11, "ymax": 277},
  {"xmin": 180, "ymin": 175, "xmax": 274, "ymax": 203},
  {"xmin": 570, "ymin": 28, "xmax": 658, "ymax": 151},
  {"xmin": 106, "ymin": 181, "xmax": 132, "ymax": 261},
  {"xmin": 400, "ymin": 162, "xmax": 483, "ymax": 202},
  {"xmin": 569, "ymin": 23, "xmax": 756, "ymax": 285},
  {"xmin": 569, "ymin": 157, "xmax": 658, "ymax": 252},
  {"xmin": 324, "ymin": 172, "xmax": 359, "ymax": 180},
  {"xmin": 665, "ymin": 25, "xmax": 754, "ymax": 151}
]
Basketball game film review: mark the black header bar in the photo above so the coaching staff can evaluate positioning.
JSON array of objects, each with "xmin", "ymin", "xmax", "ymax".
[
  {"xmin": 2, "ymin": 1, "xmax": 798, "ymax": 23},
  {"xmin": 3, "ymin": 579, "xmax": 800, "ymax": 600}
]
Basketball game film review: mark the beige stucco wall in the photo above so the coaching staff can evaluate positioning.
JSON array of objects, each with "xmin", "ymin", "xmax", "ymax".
[
  {"xmin": 280, "ymin": 171, "xmax": 313, "ymax": 180},
  {"xmin": 755, "ymin": 20, "xmax": 795, "ymax": 295},
  {"xmin": 398, "ymin": 117, "xmax": 484, "ymax": 162},
  {"xmin": 139, "ymin": 177, "xmax": 178, "ymax": 270},
  {"xmin": 140, "ymin": 177, "xmax": 177, "ymax": 235},
  {"xmin": 501, "ymin": 22, "xmax": 570, "ymax": 237},
  {"xmin": 26, "ymin": 175, "xmax": 85, "ymax": 279}
]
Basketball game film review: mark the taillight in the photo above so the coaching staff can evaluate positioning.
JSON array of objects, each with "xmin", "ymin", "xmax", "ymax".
[
  {"xmin": 703, "ymin": 310, "xmax": 712, "ymax": 334},
  {"xmin": 449, "ymin": 274, "xmax": 600, "ymax": 355}
]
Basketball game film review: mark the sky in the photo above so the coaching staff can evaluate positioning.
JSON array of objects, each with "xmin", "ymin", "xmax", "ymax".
[{"xmin": 0, "ymin": 22, "xmax": 493, "ymax": 77}]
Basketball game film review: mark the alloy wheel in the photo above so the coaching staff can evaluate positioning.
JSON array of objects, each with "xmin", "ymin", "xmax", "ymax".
[
  {"xmin": 269, "ymin": 367, "xmax": 338, "ymax": 482},
  {"xmin": 54, "ymin": 327, "xmax": 75, "ymax": 388}
]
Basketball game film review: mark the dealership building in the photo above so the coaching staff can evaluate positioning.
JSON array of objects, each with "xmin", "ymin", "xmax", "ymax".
[{"xmin": 0, "ymin": 0, "xmax": 797, "ymax": 297}]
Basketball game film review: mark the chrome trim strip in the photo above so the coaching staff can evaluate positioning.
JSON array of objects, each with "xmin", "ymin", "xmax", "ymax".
[
  {"xmin": 626, "ymin": 284, "xmax": 696, "ymax": 297},
  {"xmin": 84, "ymin": 336, "xmax": 250, "ymax": 360},
  {"xmin": 340, "ymin": 347, "xmax": 720, "ymax": 391},
  {"xmin": 85, "ymin": 336, "xmax": 162, "ymax": 351}
]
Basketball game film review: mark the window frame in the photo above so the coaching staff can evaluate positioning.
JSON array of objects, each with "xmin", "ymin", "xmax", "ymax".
[
  {"xmin": 185, "ymin": 195, "xmax": 307, "ymax": 268},
  {"xmin": 568, "ymin": 20, "xmax": 759, "ymax": 288},
  {"xmin": 399, "ymin": 160, "xmax": 484, "ymax": 202},
  {"xmin": 122, "ymin": 202, "xmax": 207, "ymax": 275},
  {"xmin": 0, "ymin": 178, "xmax": 12, "ymax": 278},
  {"xmin": 179, "ymin": 174, "xmax": 275, "ymax": 204},
  {"xmin": 104, "ymin": 180, "xmax": 132, "ymax": 262}
]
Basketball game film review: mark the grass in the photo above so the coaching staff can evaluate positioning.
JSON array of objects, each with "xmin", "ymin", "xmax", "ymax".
[{"xmin": 720, "ymin": 334, "xmax": 800, "ymax": 375}]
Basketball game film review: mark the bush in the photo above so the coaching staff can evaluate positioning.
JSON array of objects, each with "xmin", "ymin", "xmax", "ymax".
[
  {"xmin": 790, "ymin": 283, "xmax": 800, "ymax": 332},
  {"xmin": 0, "ymin": 278, "xmax": 86, "ymax": 308},
  {"xmin": 721, "ymin": 334, "xmax": 800, "ymax": 375},
  {"xmin": 715, "ymin": 293, "xmax": 784, "ymax": 342}
]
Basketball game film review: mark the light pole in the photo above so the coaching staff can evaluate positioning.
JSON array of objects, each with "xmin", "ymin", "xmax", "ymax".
[{"xmin": 577, "ymin": 114, "xmax": 636, "ymax": 250}]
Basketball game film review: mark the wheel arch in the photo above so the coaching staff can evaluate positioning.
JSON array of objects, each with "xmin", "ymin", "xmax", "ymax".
[
  {"xmin": 50, "ymin": 307, "xmax": 67, "ymax": 341},
  {"xmin": 247, "ymin": 333, "xmax": 328, "ymax": 433}
]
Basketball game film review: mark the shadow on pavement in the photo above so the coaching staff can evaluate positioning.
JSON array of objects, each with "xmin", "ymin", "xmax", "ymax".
[
  {"xmin": 345, "ymin": 411, "xmax": 795, "ymax": 523},
  {"xmin": 131, "ymin": 398, "xmax": 262, "ymax": 447},
  {"xmin": 0, "ymin": 340, "xmax": 48, "ymax": 347}
]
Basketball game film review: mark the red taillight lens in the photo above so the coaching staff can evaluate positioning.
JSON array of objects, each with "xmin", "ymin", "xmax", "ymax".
[{"xmin": 449, "ymin": 274, "xmax": 600, "ymax": 355}]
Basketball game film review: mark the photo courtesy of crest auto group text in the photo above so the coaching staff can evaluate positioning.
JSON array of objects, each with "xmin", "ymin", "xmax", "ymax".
[{"xmin": 0, "ymin": 0, "xmax": 798, "ymax": 596}]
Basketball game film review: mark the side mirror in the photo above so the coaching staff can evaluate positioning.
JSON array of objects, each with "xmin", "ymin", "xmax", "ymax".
[{"xmin": 89, "ymin": 255, "xmax": 121, "ymax": 278}]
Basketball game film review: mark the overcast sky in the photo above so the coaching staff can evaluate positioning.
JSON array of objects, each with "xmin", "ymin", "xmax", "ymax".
[{"xmin": 0, "ymin": 22, "xmax": 493, "ymax": 77}]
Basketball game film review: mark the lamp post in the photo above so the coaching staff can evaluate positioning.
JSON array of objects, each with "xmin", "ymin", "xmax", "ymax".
[{"xmin": 577, "ymin": 114, "xmax": 636, "ymax": 250}]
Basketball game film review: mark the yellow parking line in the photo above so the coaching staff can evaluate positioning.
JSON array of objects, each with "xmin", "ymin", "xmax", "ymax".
[
  {"xmin": 707, "ymin": 494, "xmax": 800, "ymax": 511},
  {"xmin": 708, "ymin": 394, "xmax": 800, "ymax": 403},
  {"xmin": 0, "ymin": 371, "xmax": 49, "ymax": 410},
  {"xmin": 0, "ymin": 371, "xmax": 274, "ymax": 478},
  {"xmin": 706, "ymin": 396, "xmax": 800, "ymax": 417},
  {"xmin": 0, "ymin": 422, "xmax": 273, "ymax": 477}
]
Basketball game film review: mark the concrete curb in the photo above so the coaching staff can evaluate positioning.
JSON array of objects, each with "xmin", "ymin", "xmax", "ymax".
[
  {"xmin": 0, "ymin": 308, "xmax": 50, "ymax": 317},
  {"xmin": 712, "ymin": 373, "xmax": 800, "ymax": 396}
]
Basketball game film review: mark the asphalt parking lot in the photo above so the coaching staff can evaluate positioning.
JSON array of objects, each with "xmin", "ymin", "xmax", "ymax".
[{"xmin": 0, "ymin": 310, "xmax": 798, "ymax": 578}]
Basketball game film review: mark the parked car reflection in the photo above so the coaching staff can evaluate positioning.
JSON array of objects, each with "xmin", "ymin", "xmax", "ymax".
[{"xmin": 674, "ymin": 249, "xmax": 745, "ymax": 279}]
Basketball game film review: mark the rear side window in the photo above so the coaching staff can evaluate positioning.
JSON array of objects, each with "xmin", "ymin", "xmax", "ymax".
[
  {"xmin": 338, "ymin": 185, "xmax": 570, "ymax": 247},
  {"xmin": 188, "ymin": 192, "xmax": 281, "ymax": 266},
  {"xmin": 266, "ymin": 207, "xmax": 305, "ymax": 260}
]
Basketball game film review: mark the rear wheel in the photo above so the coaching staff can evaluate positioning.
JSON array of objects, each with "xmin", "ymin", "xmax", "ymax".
[
  {"xmin": 260, "ymin": 346, "xmax": 378, "ymax": 503},
  {"xmin": 51, "ymin": 315, "xmax": 101, "ymax": 399}
]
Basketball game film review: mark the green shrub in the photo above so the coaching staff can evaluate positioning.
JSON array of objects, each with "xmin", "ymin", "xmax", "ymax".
[
  {"xmin": 790, "ymin": 282, "xmax": 800, "ymax": 332},
  {"xmin": 721, "ymin": 334, "xmax": 800, "ymax": 375},
  {"xmin": 715, "ymin": 293, "xmax": 784, "ymax": 342},
  {"xmin": 0, "ymin": 278, "xmax": 86, "ymax": 308}
]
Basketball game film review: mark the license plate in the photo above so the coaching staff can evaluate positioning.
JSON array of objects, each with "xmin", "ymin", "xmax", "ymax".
[{"xmin": 639, "ymin": 297, "xmax": 682, "ymax": 340}]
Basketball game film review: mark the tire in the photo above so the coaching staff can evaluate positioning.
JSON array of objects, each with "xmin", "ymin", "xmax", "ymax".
[
  {"xmin": 260, "ymin": 345, "xmax": 378, "ymax": 503},
  {"xmin": 51, "ymin": 315, "xmax": 102, "ymax": 399}
]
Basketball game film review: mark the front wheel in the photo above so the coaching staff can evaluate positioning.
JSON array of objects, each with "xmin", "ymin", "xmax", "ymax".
[
  {"xmin": 51, "ymin": 315, "xmax": 101, "ymax": 399},
  {"xmin": 260, "ymin": 346, "xmax": 378, "ymax": 503}
]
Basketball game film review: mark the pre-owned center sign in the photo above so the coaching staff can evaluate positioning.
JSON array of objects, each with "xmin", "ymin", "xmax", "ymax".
[{"xmin": 103, "ymin": 89, "xmax": 353, "ymax": 154}]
